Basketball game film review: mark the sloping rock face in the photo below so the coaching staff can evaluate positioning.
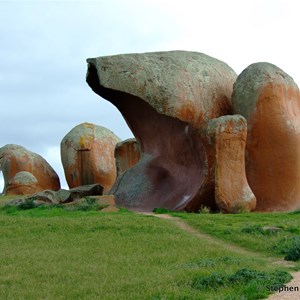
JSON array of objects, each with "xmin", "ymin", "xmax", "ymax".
[
  {"xmin": 232, "ymin": 62, "xmax": 300, "ymax": 211},
  {"xmin": 0, "ymin": 144, "xmax": 60, "ymax": 195},
  {"xmin": 86, "ymin": 51, "xmax": 241, "ymax": 211},
  {"xmin": 206, "ymin": 115, "xmax": 256, "ymax": 213},
  {"xmin": 61, "ymin": 122, "xmax": 121, "ymax": 192},
  {"xmin": 115, "ymin": 138, "xmax": 141, "ymax": 177}
]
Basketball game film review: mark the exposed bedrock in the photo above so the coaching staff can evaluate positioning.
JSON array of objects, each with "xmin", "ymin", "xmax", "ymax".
[
  {"xmin": 86, "ymin": 51, "xmax": 239, "ymax": 211},
  {"xmin": 60, "ymin": 122, "xmax": 121, "ymax": 193},
  {"xmin": 0, "ymin": 144, "xmax": 60, "ymax": 195},
  {"xmin": 232, "ymin": 62, "xmax": 300, "ymax": 212}
]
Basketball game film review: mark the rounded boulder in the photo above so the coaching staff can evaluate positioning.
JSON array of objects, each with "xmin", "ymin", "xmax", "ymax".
[{"xmin": 60, "ymin": 122, "xmax": 121, "ymax": 192}]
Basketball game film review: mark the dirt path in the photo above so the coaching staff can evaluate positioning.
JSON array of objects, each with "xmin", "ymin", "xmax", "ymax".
[
  {"xmin": 140, "ymin": 212, "xmax": 300, "ymax": 299},
  {"xmin": 267, "ymin": 272, "xmax": 300, "ymax": 299}
]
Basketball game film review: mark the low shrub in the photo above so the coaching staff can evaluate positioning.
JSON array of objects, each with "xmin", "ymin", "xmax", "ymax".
[
  {"xmin": 272, "ymin": 236, "xmax": 300, "ymax": 261},
  {"xmin": 191, "ymin": 268, "xmax": 292, "ymax": 299}
]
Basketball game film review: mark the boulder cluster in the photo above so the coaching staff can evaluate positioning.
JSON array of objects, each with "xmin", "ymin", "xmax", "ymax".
[
  {"xmin": 2, "ymin": 50, "xmax": 300, "ymax": 213},
  {"xmin": 86, "ymin": 51, "xmax": 300, "ymax": 213}
]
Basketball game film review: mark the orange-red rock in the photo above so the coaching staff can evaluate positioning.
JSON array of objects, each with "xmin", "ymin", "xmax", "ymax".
[
  {"xmin": 0, "ymin": 144, "xmax": 60, "ymax": 195},
  {"xmin": 114, "ymin": 138, "xmax": 141, "ymax": 177},
  {"xmin": 86, "ymin": 51, "xmax": 237, "ymax": 211},
  {"xmin": 207, "ymin": 115, "xmax": 256, "ymax": 213},
  {"xmin": 232, "ymin": 62, "xmax": 300, "ymax": 212},
  {"xmin": 6, "ymin": 171, "xmax": 39, "ymax": 195},
  {"xmin": 60, "ymin": 122, "xmax": 121, "ymax": 193}
]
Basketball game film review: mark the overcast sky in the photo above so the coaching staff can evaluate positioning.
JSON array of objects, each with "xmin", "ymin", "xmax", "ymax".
[{"xmin": 1, "ymin": 0, "xmax": 300, "ymax": 191}]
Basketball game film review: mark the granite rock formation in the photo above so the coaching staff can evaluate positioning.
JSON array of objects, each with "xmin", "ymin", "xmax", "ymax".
[
  {"xmin": 6, "ymin": 171, "xmax": 39, "ymax": 195},
  {"xmin": 0, "ymin": 144, "xmax": 60, "ymax": 195},
  {"xmin": 7, "ymin": 184, "xmax": 109, "ymax": 210},
  {"xmin": 232, "ymin": 62, "xmax": 300, "ymax": 212},
  {"xmin": 86, "ymin": 50, "xmax": 254, "ymax": 212},
  {"xmin": 61, "ymin": 122, "xmax": 121, "ymax": 192},
  {"xmin": 114, "ymin": 138, "xmax": 141, "ymax": 177},
  {"xmin": 206, "ymin": 115, "xmax": 256, "ymax": 213}
]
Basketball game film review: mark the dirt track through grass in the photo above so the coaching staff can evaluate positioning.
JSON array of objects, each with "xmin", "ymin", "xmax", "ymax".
[{"xmin": 142, "ymin": 212, "xmax": 300, "ymax": 299}]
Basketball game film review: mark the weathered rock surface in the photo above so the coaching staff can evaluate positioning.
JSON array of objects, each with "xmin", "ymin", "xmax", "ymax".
[
  {"xmin": 61, "ymin": 122, "xmax": 121, "ymax": 192},
  {"xmin": 232, "ymin": 62, "xmax": 300, "ymax": 212},
  {"xmin": 68, "ymin": 183, "xmax": 103, "ymax": 200},
  {"xmin": 206, "ymin": 115, "xmax": 256, "ymax": 213},
  {"xmin": 6, "ymin": 171, "xmax": 39, "ymax": 195},
  {"xmin": 8, "ymin": 184, "xmax": 104, "ymax": 207},
  {"xmin": 115, "ymin": 138, "xmax": 141, "ymax": 177},
  {"xmin": 0, "ymin": 144, "xmax": 60, "ymax": 195},
  {"xmin": 86, "ymin": 51, "xmax": 237, "ymax": 211}
]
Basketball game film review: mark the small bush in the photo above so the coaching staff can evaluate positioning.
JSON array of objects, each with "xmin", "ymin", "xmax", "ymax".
[
  {"xmin": 241, "ymin": 225, "xmax": 265, "ymax": 235},
  {"xmin": 272, "ymin": 236, "xmax": 300, "ymax": 261},
  {"xmin": 153, "ymin": 208, "xmax": 172, "ymax": 214},
  {"xmin": 241, "ymin": 225, "xmax": 282, "ymax": 235},
  {"xmin": 183, "ymin": 256, "xmax": 241, "ymax": 269},
  {"xmin": 192, "ymin": 273, "xmax": 226, "ymax": 290},
  {"xmin": 8, "ymin": 198, "xmax": 36, "ymax": 210},
  {"xmin": 191, "ymin": 268, "xmax": 292, "ymax": 299},
  {"xmin": 65, "ymin": 197, "xmax": 107, "ymax": 211},
  {"xmin": 198, "ymin": 206, "xmax": 211, "ymax": 214}
]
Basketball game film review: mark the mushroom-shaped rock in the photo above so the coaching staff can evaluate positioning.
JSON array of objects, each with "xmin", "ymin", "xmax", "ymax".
[
  {"xmin": 86, "ymin": 51, "xmax": 238, "ymax": 211},
  {"xmin": 206, "ymin": 115, "xmax": 256, "ymax": 213},
  {"xmin": 232, "ymin": 62, "xmax": 300, "ymax": 212},
  {"xmin": 114, "ymin": 138, "xmax": 141, "ymax": 178},
  {"xmin": 0, "ymin": 144, "xmax": 60, "ymax": 195},
  {"xmin": 6, "ymin": 171, "xmax": 38, "ymax": 195},
  {"xmin": 60, "ymin": 122, "xmax": 121, "ymax": 192}
]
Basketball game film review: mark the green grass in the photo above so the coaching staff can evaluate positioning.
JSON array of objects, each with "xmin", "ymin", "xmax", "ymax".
[
  {"xmin": 0, "ymin": 195, "xmax": 296, "ymax": 299},
  {"xmin": 172, "ymin": 211, "xmax": 300, "ymax": 266}
]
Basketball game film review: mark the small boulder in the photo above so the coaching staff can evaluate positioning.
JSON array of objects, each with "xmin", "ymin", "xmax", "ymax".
[
  {"xmin": 69, "ymin": 184, "xmax": 103, "ymax": 200},
  {"xmin": 6, "ymin": 171, "xmax": 39, "ymax": 195}
]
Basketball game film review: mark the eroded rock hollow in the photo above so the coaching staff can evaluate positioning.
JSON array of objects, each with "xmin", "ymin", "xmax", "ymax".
[{"xmin": 86, "ymin": 51, "xmax": 255, "ymax": 212}]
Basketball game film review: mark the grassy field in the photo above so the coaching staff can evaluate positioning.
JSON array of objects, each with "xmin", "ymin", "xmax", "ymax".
[
  {"xmin": 173, "ymin": 210, "xmax": 300, "ymax": 265},
  {"xmin": 0, "ymin": 195, "xmax": 298, "ymax": 299}
]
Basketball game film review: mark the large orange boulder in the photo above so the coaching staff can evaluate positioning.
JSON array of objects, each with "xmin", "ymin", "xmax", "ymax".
[
  {"xmin": 86, "ymin": 51, "xmax": 253, "ymax": 212},
  {"xmin": 232, "ymin": 62, "xmax": 300, "ymax": 212},
  {"xmin": 60, "ymin": 122, "xmax": 121, "ymax": 192},
  {"xmin": 0, "ymin": 144, "xmax": 60, "ymax": 195}
]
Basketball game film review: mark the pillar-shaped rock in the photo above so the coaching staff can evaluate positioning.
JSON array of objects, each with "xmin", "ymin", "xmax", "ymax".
[
  {"xmin": 86, "ymin": 51, "xmax": 237, "ymax": 211},
  {"xmin": 232, "ymin": 62, "xmax": 300, "ymax": 212},
  {"xmin": 61, "ymin": 122, "xmax": 121, "ymax": 192},
  {"xmin": 206, "ymin": 115, "xmax": 256, "ymax": 213},
  {"xmin": 114, "ymin": 138, "xmax": 141, "ymax": 177},
  {"xmin": 0, "ymin": 144, "xmax": 60, "ymax": 194}
]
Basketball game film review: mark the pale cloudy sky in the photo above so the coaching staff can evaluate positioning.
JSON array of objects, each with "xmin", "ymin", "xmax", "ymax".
[{"xmin": 1, "ymin": 0, "xmax": 300, "ymax": 191}]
